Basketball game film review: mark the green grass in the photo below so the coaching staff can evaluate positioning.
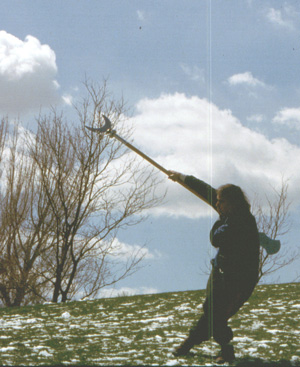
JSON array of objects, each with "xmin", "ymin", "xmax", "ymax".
[{"xmin": 0, "ymin": 283, "xmax": 299, "ymax": 366}]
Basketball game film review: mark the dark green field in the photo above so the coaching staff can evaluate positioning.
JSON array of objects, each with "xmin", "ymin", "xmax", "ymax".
[{"xmin": 0, "ymin": 282, "xmax": 299, "ymax": 366}]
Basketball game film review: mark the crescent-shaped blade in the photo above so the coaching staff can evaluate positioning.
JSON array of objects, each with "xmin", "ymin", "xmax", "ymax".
[{"xmin": 85, "ymin": 115, "xmax": 112, "ymax": 133}]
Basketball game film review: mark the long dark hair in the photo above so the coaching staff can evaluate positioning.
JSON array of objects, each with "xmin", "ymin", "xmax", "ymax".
[{"xmin": 217, "ymin": 184, "xmax": 251, "ymax": 214}]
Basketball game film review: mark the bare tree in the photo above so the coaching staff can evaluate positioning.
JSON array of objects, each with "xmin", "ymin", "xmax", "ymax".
[
  {"xmin": 253, "ymin": 178, "xmax": 298, "ymax": 282},
  {"xmin": 27, "ymin": 81, "xmax": 163, "ymax": 303},
  {"xmin": 0, "ymin": 122, "xmax": 55, "ymax": 306},
  {"xmin": 0, "ymin": 117, "xmax": 8, "ymax": 169},
  {"xmin": 0, "ymin": 116, "xmax": 9, "ymax": 281}
]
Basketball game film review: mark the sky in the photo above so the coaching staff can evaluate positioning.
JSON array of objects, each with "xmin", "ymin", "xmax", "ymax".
[{"xmin": 1, "ymin": 0, "xmax": 300, "ymax": 298}]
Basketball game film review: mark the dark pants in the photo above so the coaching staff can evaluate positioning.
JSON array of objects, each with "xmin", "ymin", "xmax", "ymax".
[{"xmin": 187, "ymin": 267, "xmax": 256, "ymax": 346}]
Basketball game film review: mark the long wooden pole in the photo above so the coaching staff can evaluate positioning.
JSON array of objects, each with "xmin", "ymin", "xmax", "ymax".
[
  {"xmin": 108, "ymin": 131, "xmax": 211, "ymax": 205},
  {"xmin": 86, "ymin": 116, "xmax": 210, "ymax": 205}
]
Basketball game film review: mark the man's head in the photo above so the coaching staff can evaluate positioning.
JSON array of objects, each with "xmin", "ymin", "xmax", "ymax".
[{"xmin": 216, "ymin": 184, "xmax": 250, "ymax": 216}]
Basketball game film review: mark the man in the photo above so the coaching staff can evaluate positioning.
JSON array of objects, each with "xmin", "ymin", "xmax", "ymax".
[{"xmin": 169, "ymin": 172, "xmax": 260, "ymax": 364}]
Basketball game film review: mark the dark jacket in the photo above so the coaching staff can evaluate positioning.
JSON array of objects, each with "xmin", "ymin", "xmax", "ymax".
[{"xmin": 184, "ymin": 175, "xmax": 259, "ymax": 286}]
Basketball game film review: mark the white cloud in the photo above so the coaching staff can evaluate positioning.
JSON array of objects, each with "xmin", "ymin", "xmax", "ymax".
[
  {"xmin": 98, "ymin": 286, "xmax": 158, "ymax": 298},
  {"xmin": 107, "ymin": 238, "xmax": 161, "ymax": 261},
  {"xmin": 180, "ymin": 63, "xmax": 205, "ymax": 83},
  {"xmin": 273, "ymin": 107, "xmax": 300, "ymax": 130},
  {"xmin": 62, "ymin": 94, "xmax": 73, "ymax": 106},
  {"xmin": 227, "ymin": 72, "xmax": 265, "ymax": 87},
  {"xmin": 137, "ymin": 10, "xmax": 146, "ymax": 22},
  {"xmin": 266, "ymin": 6, "xmax": 296, "ymax": 30},
  {"xmin": 128, "ymin": 93, "xmax": 300, "ymax": 218},
  {"xmin": 0, "ymin": 31, "xmax": 61, "ymax": 114}
]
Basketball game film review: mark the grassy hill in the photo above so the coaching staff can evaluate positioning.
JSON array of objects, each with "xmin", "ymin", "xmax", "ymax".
[{"xmin": 0, "ymin": 282, "xmax": 299, "ymax": 366}]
